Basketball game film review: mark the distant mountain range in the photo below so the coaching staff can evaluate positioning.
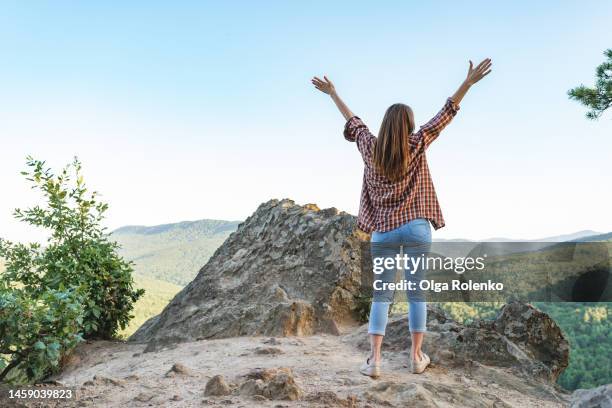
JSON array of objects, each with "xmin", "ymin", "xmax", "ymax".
[
  {"xmin": 111, "ymin": 219, "xmax": 241, "ymax": 285},
  {"xmin": 571, "ymin": 232, "xmax": 612, "ymax": 242},
  {"xmin": 434, "ymin": 230, "xmax": 604, "ymax": 243},
  {"xmin": 111, "ymin": 218, "xmax": 608, "ymax": 287}
]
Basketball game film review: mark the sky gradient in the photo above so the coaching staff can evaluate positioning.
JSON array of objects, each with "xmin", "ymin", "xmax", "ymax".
[{"xmin": 1, "ymin": 1, "xmax": 611, "ymax": 242}]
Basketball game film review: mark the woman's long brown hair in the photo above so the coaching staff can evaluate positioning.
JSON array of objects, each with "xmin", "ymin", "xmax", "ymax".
[{"xmin": 373, "ymin": 103, "xmax": 415, "ymax": 182}]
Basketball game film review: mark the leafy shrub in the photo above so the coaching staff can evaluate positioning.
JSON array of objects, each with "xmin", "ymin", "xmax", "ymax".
[
  {"xmin": 0, "ymin": 157, "xmax": 144, "ymax": 383},
  {"xmin": 0, "ymin": 284, "xmax": 83, "ymax": 383}
]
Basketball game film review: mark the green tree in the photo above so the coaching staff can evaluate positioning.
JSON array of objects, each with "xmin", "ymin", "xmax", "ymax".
[
  {"xmin": 0, "ymin": 157, "xmax": 144, "ymax": 383},
  {"xmin": 568, "ymin": 49, "xmax": 612, "ymax": 119}
]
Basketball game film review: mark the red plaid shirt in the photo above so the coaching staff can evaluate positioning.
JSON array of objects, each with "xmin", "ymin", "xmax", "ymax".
[{"xmin": 344, "ymin": 98, "xmax": 460, "ymax": 233}]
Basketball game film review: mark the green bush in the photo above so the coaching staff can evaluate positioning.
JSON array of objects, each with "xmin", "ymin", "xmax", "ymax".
[
  {"xmin": 0, "ymin": 284, "xmax": 83, "ymax": 383},
  {"xmin": 0, "ymin": 157, "xmax": 144, "ymax": 383}
]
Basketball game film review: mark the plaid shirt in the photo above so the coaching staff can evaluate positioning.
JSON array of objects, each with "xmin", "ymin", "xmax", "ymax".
[{"xmin": 344, "ymin": 98, "xmax": 459, "ymax": 233}]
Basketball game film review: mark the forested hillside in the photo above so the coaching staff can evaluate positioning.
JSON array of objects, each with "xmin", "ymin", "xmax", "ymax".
[
  {"xmin": 118, "ymin": 274, "xmax": 181, "ymax": 338},
  {"xmin": 111, "ymin": 219, "xmax": 240, "ymax": 285},
  {"xmin": 537, "ymin": 302, "xmax": 611, "ymax": 390}
]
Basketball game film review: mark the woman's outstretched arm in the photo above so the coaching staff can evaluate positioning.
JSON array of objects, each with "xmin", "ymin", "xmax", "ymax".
[
  {"xmin": 312, "ymin": 76, "xmax": 354, "ymax": 120},
  {"xmin": 415, "ymin": 58, "xmax": 493, "ymax": 148},
  {"xmin": 451, "ymin": 58, "xmax": 492, "ymax": 105}
]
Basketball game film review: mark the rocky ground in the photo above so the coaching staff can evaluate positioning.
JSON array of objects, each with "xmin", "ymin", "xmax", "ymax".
[{"xmin": 6, "ymin": 332, "xmax": 571, "ymax": 408}]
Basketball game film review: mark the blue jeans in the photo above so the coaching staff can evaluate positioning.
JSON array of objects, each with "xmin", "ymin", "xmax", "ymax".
[{"xmin": 368, "ymin": 218, "xmax": 432, "ymax": 334}]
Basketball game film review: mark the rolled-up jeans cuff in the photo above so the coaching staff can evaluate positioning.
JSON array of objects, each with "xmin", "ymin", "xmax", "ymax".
[
  {"xmin": 410, "ymin": 328, "xmax": 427, "ymax": 333},
  {"xmin": 368, "ymin": 330, "xmax": 386, "ymax": 336}
]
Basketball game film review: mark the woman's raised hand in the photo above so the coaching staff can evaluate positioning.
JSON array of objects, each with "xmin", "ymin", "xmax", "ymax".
[
  {"xmin": 312, "ymin": 76, "xmax": 336, "ymax": 95},
  {"xmin": 465, "ymin": 58, "xmax": 492, "ymax": 86},
  {"xmin": 451, "ymin": 58, "xmax": 493, "ymax": 105},
  {"xmin": 311, "ymin": 75, "xmax": 354, "ymax": 120}
]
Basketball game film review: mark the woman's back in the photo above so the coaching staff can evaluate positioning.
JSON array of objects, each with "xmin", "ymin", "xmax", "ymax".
[{"xmin": 343, "ymin": 98, "xmax": 460, "ymax": 233}]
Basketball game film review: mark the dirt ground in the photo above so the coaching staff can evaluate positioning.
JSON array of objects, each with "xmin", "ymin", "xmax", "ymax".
[{"xmin": 0, "ymin": 334, "xmax": 566, "ymax": 407}]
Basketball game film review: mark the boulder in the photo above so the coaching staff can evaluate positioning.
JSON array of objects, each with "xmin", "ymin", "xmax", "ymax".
[
  {"xmin": 130, "ymin": 199, "xmax": 368, "ymax": 348},
  {"xmin": 261, "ymin": 369, "xmax": 303, "ymax": 401},
  {"xmin": 204, "ymin": 375, "xmax": 231, "ymax": 397},
  {"xmin": 570, "ymin": 384, "xmax": 612, "ymax": 408},
  {"xmin": 239, "ymin": 367, "xmax": 303, "ymax": 401},
  {"xmin": 493, "ymin": 301, "xmax": 569, "ymax": 382}
]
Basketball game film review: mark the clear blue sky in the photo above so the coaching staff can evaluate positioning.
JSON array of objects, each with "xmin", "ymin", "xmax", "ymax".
[{"xmin": 1, "ymin": 1, "xmax": 611, "ymax": 242}]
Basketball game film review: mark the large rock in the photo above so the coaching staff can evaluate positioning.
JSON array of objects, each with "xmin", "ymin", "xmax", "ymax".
[
  {"xmin": 238, "ymin": 367, "xmax": 303, "ymax": 401},
  {"xmin": 204, "ymin": 375, "xmax": 231, "ymax": 396},
  {"xmin": 493, "ymin": 301, "xmax": 569, "ymax": 382},
  {"xmin": 571, "ymin": 384, "xmax": 612, "ymax": 408},
  {"xmin": 130, "ymin": 199, "xmax": 368, "ymax": 348},
  {"xmin": 346, "ymin": 302, "xmax": 569, "ymax": 384},
  {"xmin": 261, "ymin": 368, "xmax": 303, "ymax": 401}
]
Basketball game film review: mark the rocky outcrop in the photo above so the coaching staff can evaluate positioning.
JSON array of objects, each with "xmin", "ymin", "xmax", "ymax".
[
  {"xmin": 570, "ymin": 384, "xmax": 612, "ymax": 408},
  {"xmin": 346, "ymin": 302, "xmax": 569, "ymax": 384},
  {"xmin": 130, "ymin": 199, "xmax": 368, "ymax": 349}
]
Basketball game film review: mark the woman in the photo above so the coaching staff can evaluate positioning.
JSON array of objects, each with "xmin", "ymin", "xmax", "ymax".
[{"xmin": 312, "ymin": 58, "xmax": 492, "ymax": 377}]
